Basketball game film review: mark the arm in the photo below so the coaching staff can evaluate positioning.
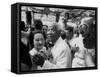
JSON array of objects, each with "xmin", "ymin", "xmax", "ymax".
[
  {"xmin": 85, "ymin": 52, "xmax": 95, "ymax": 67},
  {"xmin": 42, "ymin": 49, "xmax": 72, "ymax": 69},
  {"xmin": 72, "ymin": 52, "xmax": 86, "ymax": 68}
]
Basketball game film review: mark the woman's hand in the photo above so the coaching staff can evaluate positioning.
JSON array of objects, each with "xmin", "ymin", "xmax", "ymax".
[
  {"xmin": 32, "ymin": 54, "xmax": 45, "ymax": 67},
  {"xmin": 39, "ymin": 48, "xmax": 48, "ymax": 60},
  {"xmin": 38, "ymin": 51, "xmax": 48, "ymax": 60}
]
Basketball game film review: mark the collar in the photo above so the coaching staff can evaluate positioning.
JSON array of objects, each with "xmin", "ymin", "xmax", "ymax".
[{"xmin": 29, "ymin": 47, "xmax": 46, "ymax": 56}]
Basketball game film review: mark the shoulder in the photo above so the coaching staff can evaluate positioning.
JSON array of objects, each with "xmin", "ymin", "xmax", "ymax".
[{"xmin": 57, "ymin": 43, "xmax": 71, "ymax": 57}]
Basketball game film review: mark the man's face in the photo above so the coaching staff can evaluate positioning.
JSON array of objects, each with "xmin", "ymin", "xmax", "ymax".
[
  {"xmin": 47, "ymin": 25, "xmax": 57, "ymax": 41},
  {"xmin": 42, "ymin": 25, "xmax": 48, "ymax": 34},
  {"xmin": 65, "ymin": 30, "xmax": 73, "ymax": 40},
  {"xmin": 47, "ymin": 26, "xmax": 56, "ymax": 37},
  {"xmin": 79, "ymin": 24, "xmax": 89, "ymax": 37}
]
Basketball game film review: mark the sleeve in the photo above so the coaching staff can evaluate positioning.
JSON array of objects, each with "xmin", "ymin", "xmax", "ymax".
[
  {"xmin": 85, "ymin": 51, "xmax": 95, "ymax": 67},
  {"xmin": 72, "ymin": 52, "xmax": 86, "ymax": 68},
  {"xmin": 72, "ymin": 57, "xmax": 86, "ymax": 68},
  {"xmin": 42, "ymin": 49, "xmax": 72, "ymax": 69}
]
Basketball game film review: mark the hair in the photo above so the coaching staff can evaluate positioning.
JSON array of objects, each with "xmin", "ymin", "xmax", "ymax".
[
  {"xmin": 65, "ymin": 13, "xmax": 69, "ymax": 19},
  {"xmin": 29, "ymin": 30, "xmax": 46, "ymax": 49},
  {"xmin": 49, "ymin": 23, "xmax": 63, "ymax": 42},
  {"xmin": 64, "ymin": 26, "xmax": 74, "ymax": 40},
  {"xmin": 42, "ymin": 25, "xmax": 48, "ymax": 28},
  {"xmin": 34, "ymin": 20, "xmax": 43, "ymax": 30},
  {"xmin": 83, "ymin": 23, "xmax": 96, "ymax": 49},
  {"xmin": 83, "ymin": 34, "xmax": 96, "ymax": 49},
  {"xmin": 60, "ymin": 31, "xmax": 66, "ymax": 40},
  {"xmin": 66, "ymin": 26, "xmax": 74, "ymax": 33},
  {"xmin": 51, "ymin": 22, "xmax": 60, "ymax": 32},
  {"xmin": 20, "ymin": 21, "xmax": 25, "ymax": 31}
]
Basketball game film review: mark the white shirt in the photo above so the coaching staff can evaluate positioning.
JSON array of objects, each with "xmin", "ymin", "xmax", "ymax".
[{"xmin": 42, "ymin": 37, "xmax": 72, "ymax": 69}]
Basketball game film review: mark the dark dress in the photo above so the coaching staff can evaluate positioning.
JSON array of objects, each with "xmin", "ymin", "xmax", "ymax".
[{"xmin": 20, "ymin": 41, "xmax": 32, "ymax": 71}]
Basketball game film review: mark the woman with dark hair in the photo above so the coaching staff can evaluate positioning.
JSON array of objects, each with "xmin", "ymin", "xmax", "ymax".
[
  {"xmin": 28, "ymin": 19, "xmax": 44, "ymax": 49},
  {"xmin": 29, "ymin": 30, "xmax": 48, "ymax": 70},
  {"xmin": 83, "ymin": 23, "xmax": 96, "ymax": 67}
]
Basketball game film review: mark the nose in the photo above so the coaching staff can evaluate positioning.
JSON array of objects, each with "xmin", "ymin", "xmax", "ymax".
[
  {"xmin": 47, "ymin": 30, "xmax": 53, "ymax": 35},
  {"xmin": 39, "ymin": 40, "xmax": 43, "ymax": 44},
  {"xmin": 47, "ymin": 31, "xmax": 51, "ymax": 35}
]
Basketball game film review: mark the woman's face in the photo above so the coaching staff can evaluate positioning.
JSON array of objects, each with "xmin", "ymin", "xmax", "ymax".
[{"xmin": 33, "ymin": 33, "xmax": 45, "ymax": 51}]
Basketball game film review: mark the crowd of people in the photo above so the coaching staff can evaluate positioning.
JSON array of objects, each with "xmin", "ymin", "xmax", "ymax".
[{"xmin": 20, "ymin": 9, "xmax": 96, "ymax": 71}]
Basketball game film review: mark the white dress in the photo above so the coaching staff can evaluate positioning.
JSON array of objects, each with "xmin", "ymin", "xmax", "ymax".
[
  {"xmin": 71, "ymin": 34, "xmax": 86, "ymax": 67},
  {"xmin": 72, "ymin": 34, "xmax": 95, "ymax": 67}
]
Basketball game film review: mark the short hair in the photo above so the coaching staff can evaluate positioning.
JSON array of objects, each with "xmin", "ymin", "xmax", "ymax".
[
  {"xmin": 32, "ymin": 30, "xmax": 46, "ymax": 40},
  {"xmin": 50, "ymin": 22, "xmax": 59, "ymax": 31},
  {"xmin": 34, "ymin": 20, "xmax": 43, "ymax": 30},
  {"xmin": 29, "ymin": 30, "xmax": 46, "ymax": 48},
  {"xmin": 66, "ymin": 26, "xmax": 74, "ymax": 33},
  {"xmin": 65, "ymin": 13, "xmax": 69, "ymax": 19}
]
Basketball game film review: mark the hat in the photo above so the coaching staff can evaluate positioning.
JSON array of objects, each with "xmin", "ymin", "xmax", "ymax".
[{"xmin": 80, "ymin": 17, "xmax": 94, "ymax": 27}]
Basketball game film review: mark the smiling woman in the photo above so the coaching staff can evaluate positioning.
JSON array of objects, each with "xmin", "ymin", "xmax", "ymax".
[
  {"xmin": 32, "ymin": 31, "xmax": 46, "ymax": 51},
  {"xmin": 29, "ymin": 30, "xmax": 47, "ymax": 70}
]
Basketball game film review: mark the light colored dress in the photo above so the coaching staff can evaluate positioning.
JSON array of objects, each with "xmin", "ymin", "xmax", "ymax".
[{"xmin": 72, "ymin": 34, "xmax": 95, "ymax": 67}]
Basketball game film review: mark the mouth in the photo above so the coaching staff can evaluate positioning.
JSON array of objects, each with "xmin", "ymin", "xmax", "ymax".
[
  {"xmin": 47, "ymin": 34, "xmax": 53, "ymax": 37},
  {"xmin": 37, "ymin": 44, "xmax": 43, "ymax": 49}
]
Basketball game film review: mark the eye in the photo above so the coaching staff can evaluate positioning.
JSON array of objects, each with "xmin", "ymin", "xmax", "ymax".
[
  {"xmin": 80, "ymin": 25, "xmax": 83, "ymax": 28},
  {"xmin": 47, "ymin": 29, "xmax": 51, "ymax": 32},
  {"xmin": 40, "ymin": 38, "xmax": 44, "ymax": 41},
  {"xmin": 83, "ymin": 24, "xmax": 88, "ymax": 28},
  {"xmin": 35, "ymin": 39, "xmax": 39, "ymax": 41}
]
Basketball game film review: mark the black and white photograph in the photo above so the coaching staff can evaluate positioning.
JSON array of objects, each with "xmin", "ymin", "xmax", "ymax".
[{"xmin": 11, "ymin": 3, "xmax": 97, "ymax": 74}]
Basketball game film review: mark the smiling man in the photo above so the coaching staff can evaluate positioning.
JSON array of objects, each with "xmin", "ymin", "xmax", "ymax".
[{"xmin": 40, "ymin": 22, "xmax": 72, "ymax": 69}]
